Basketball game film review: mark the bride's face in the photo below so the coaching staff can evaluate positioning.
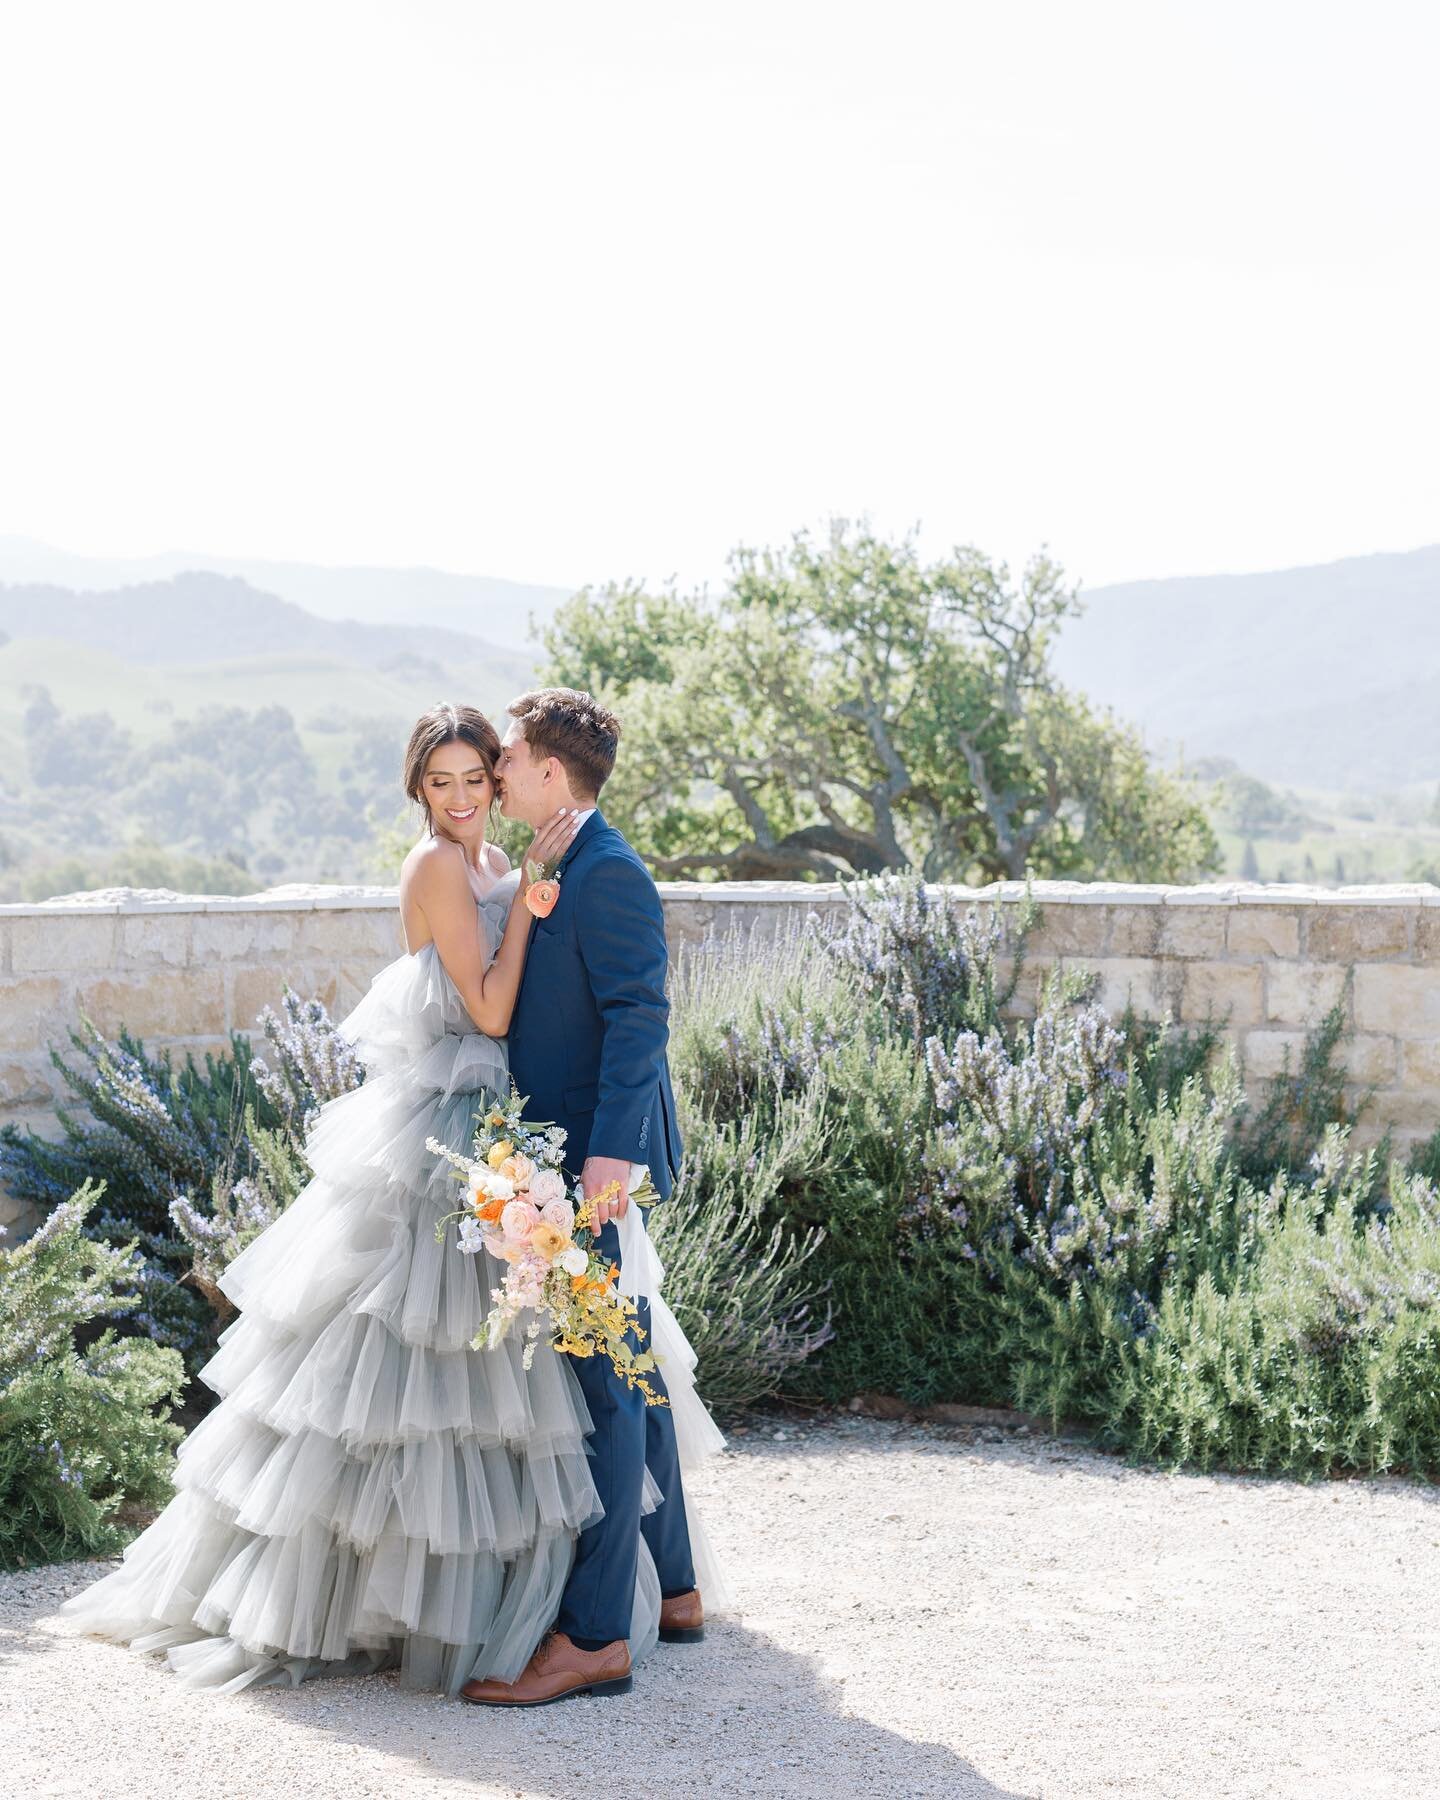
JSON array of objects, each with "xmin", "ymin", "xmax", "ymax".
[{"xmin": 421, "ymin": 740, "xmax": 495, "ymax": 841}]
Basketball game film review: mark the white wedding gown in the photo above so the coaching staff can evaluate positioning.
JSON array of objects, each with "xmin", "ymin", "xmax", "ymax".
[{"xmin": 60, "ymin": 862, "xmax": 727, "ymax": 1697}]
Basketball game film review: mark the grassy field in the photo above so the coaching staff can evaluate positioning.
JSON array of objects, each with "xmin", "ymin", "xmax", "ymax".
[{"xmin": 0, "ymin": 637, "xmax": 531, "ymax": 755}]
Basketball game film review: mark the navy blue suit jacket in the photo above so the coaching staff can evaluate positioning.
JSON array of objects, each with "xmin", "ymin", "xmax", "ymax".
[{"xmin": 505, "ymin": 809, "xmax": 683, "ymax": 1199}]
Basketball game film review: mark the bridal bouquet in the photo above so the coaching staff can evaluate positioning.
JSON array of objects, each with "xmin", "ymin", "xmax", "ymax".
[{"xmin": 427, "ymin": 1086, "xmax": 666, "ymax": 1403}]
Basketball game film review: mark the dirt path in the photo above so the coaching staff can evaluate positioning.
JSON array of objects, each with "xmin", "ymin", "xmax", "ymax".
[{"xmin": 4, "ymin": 1414, "xmax": 1438, "ymax": 1799}]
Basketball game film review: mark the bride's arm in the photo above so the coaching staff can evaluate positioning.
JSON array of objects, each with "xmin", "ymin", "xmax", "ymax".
[{"xmin": 412, "ymin": 810, "xmax": 579, "ymax": 1035}]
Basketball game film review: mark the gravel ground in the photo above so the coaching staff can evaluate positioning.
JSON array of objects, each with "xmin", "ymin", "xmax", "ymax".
[{"xmin": 6, "ymin": 1413, "xmax": 1440, "ymax": 1800}]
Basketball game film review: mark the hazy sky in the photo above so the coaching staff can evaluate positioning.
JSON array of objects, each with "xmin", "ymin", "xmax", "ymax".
[{"xmin": 1, "ymin": 1, "xmax": 1436, "ymax": 596}]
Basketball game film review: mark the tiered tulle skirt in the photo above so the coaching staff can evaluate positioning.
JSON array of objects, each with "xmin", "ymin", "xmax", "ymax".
[{"xmin": 59, "ymin": 936, "xmax": 670, "ymax": 1695}]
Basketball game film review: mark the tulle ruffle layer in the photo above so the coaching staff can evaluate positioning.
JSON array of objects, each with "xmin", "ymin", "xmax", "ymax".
[{"xmin": 61, "ymin": 923, "xmax": 664, "ymax": 1694}]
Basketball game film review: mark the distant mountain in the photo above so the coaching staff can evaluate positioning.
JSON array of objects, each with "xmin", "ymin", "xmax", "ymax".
[
  {"xmin": 0, "ymin": 570, "xmax": 534, "ymax": 679},
  {"xmin": 1051, "ymin": 544, "xmax": 1440, "ymax": 792},
  {"xmin": 0, "ymin": 537, "xmax": 577, "ymax": 651}
]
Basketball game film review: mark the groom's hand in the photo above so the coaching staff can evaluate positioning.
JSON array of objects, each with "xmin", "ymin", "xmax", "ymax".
[{"xmin": 583, "ymin": 1155, "xmax": 632, "ymax": 1228}]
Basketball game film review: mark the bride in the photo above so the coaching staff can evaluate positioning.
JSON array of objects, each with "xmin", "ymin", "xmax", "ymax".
[{"xmin": 60, "ymin": 700, "xmax": 725, "ymax": 1699}]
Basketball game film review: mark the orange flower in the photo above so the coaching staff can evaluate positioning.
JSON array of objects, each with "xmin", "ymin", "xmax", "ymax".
[
  {"xmin": 473, "ymin": 1194, "xmax": 506, "ymax": 1224},
  {"xmin": 526, "ymin": 879, "xmax": 560, "ymax": 919}
]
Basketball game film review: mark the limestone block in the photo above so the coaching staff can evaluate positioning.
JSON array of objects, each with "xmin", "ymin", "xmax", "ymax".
[
  {"xmin": 1305, "ymin": 906, "xmax": 1410, "ymax": 962},
  {"xmin": 1414, "ymin": 911, "xmax": 1440, "ymax": 961},
  {"xmin": 994, "ymin": 955, "xmax": 1044, "ymax": 1019},
  {"xmin": 1067, "ymin": 957, "xmax": 1183, "ymax": 1022},
  {"xmin": 1353, "ymin": 1087, "xmax": 1440, "ymax": 1134},
  {"xmin": 1181, "ymin": 962, "xmax": 1265, "ymax": 1028},
  {"xmin": 76, "ymin": 969, "xmax": 225, "ymax": 1039},
  {"xmin": 116, "ymin": 913, "xmax": 194, "ymax": 969},
  {"xmin": 10, "ymin": 914, "xmax": 119, "ymax": 974},
  {"xmin": 1108, "ymin": 909, "xmax": 1163, "ymax": 957},
  {"xmin": 229, "ymin": 961, "xmax": 366, "ymax": 1032},
  {"xmin": 330, "ymin": 961, "xmax": 383, "ymax": 1018},
  {"xmin": 1245, "ymin": 1029, "xmax": 1396, "ymax": 1085},
  {"xmin": 1399, "ymin": 1038, "xmax": 1440, "ymax": 1089},
  {"xmin": 192, "ymin": 910, "xmax": 302, "ymax": 963},
  {"xmin": 0, "ymin": 1061, "xmax": 58, "ymax": 1106},
  {"xmin": 0, "ymin": 1189, "xmax": 44, "ymax": 1238},
  {"xmin": 302, "ymin": 910, "xmax": 406, "ymax": 960},
  {"xmin": 1341, "ymin": 1034, "xmax": 1401, "ymax": 1084},
  {"xmin": 1264, "ymin": 962, "xmax": 1352, "ymax": 1025},
  {"xmin": 1024, "ymin": 904, "xmax": 1111, "ymax": 958},
  {"xmin": 1354, "ymin": 965, "xmax": 1440, "ymax": 1039},
  {"xmin": 1226, "ymin": 909, "xmax": 1301, "ymax": 960},
  {"xmin": 1239, "ymin": 1029, "xmax": 1308, "ymax": 1080},
  {"xmin": 1158, "ymin": 908, "xmax": 1229, "ymax": 959},
  {"xmin": 661, "ymin": 902, "xmax": 715, "ymax": 955},
  {"xmin": 0, "ymin": 976, "xmax": 67, "ymax": 1051}
]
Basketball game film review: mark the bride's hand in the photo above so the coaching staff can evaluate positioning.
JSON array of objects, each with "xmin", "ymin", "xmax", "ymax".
[{"xmin": 520, "ymin": 808, "xmax": 583, "ymax": 894}]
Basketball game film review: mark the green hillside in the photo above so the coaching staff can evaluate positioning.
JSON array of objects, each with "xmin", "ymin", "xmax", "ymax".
[{"xmin": 0, "ymin": 629, "xmax": 537, "ymax": 900}]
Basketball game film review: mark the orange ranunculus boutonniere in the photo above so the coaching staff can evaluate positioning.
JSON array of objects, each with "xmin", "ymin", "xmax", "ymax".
[{"xmin": 524, "ymin": 859, "xmax": 561, "ymax": 919}]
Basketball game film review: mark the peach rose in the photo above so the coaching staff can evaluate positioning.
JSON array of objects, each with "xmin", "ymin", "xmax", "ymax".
[
  {"xmin": 540, "ymin": 1198, "xmax": 575, "ymax": 1235},
  {"xmin": 499, "ymin": 1153, "xmax": 536, "ymax": 1188},
  {"xmin": 525, "ymin": 879, "xmax": 560, "ymax": 919},
  {"xmin": 529, "ymin": 1168, "xmax": 566, "ymax": 1208},
  {"xmin": 500, "ymin": 1199, "xmax": 541, "ymax": 1244}
]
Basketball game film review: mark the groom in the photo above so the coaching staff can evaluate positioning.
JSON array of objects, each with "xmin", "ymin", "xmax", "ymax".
[{"xmin": 461, "ymin": 686, "xmax": 700, "ymax": 1706}]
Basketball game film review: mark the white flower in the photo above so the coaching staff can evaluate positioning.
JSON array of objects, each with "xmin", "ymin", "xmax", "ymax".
[
  {"xmin": 469, "ymin": 1168, "xmax": 515, "ymax": 1203},
  {"xmin": 457, "ymin": 1217, "xmax": 485, "ymax": 1256},
  {"xmin": 560, "ymin": 1246, "xmax": 588, "ymax": 1277}
]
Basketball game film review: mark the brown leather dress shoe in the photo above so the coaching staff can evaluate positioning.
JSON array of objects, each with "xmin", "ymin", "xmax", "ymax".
[
  {"xmin": 658, "ymin": 1588, "xmax": 704, "ymax": 1643},
  {"xmin": 459, "ymin": 1630, "xmax": 632, "ymax": 1706}
]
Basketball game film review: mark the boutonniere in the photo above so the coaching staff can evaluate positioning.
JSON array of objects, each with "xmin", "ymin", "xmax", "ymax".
[{"xmin": 524, "ymin": 861, "xmax": 561, "ymax": 919}]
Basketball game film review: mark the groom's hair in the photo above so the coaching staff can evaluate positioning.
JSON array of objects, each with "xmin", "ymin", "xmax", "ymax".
[{"xmin": 507, "ymin": 687, "xmax": 621, "ymax": 799}]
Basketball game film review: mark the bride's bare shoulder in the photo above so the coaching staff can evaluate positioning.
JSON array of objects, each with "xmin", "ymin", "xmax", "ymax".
[{"xmin": 401, "ymin": 835, "xmax": 463, "ymax": 890}]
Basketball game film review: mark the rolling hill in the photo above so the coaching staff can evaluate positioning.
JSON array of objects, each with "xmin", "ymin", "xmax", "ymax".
[
  {"xmin": 1052, "ymin": 544, "xmax": 1440, "ymax": 792},
  {"xmin": 0, "ymin": 537, "xmax": 574, "ymax": 652}
]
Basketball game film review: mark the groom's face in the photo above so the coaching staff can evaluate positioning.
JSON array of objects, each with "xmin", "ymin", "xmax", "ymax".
[{"xmin": 496, "ymin": 720, "xmax": 553, "ymax": 827}]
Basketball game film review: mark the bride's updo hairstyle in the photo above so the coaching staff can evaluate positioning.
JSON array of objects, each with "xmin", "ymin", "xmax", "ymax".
[{"xmin": 402, "ymin": 703, "xmax": 502, "ymax": 836}]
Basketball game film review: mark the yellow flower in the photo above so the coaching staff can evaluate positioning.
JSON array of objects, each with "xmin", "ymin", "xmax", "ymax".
[
  {"xmin": 530, "ymin": 1222, "xmax": 570, "ymax": 1261},
  {"xmin": 486, "ymin": 1140, "xmax": 515, "ymax": 1170}
]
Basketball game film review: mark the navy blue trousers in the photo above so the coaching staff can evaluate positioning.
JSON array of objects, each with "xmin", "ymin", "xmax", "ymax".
[{"xmin": 554, "ymin": 1212, "xmax": 696, "ymax": 1645}]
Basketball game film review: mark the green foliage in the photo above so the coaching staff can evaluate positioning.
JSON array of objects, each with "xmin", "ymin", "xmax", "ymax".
[
  {"xmin": 541, "ymin": 520, "xmax": 1220, "ymax": 884},
  {"xmin": 0, "ymin": 1020, "xmax": 278, "ymax": 1371},
  {"xmin": 670, "ymin": 873, "xmax": 1440, "ymax": 1475},
  {"xmin": 0, "ymin": 1182, "xmax": 185, "ymax": 1570},
  {"xmin": 0, "ymin": 993, "xmax": 364, "ymax": 1378},
  {"xmin": 647, "ymin": 1083, "xmax": 835, "ymax": 1410}
]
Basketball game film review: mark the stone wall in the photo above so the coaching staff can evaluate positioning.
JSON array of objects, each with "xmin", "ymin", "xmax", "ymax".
[{"xmin": 3, "ymin": 877, "xmax": 1438, "ymax": 1236}]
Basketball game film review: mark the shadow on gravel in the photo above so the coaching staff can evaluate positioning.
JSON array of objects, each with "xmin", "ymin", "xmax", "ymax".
[
  {"xmin": 14, "ymin": 1567, "xmax": 1024, "ymax": 1800},
  {"xmin": 247, "ymin": 1618, "xmax": 1027, "ymax": 1800}
]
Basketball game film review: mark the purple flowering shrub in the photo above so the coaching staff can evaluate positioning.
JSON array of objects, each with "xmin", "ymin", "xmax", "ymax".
[
  {"xmin": 0, "ymin": 1181, "xmax": 185, "ymax": 1569},
  {"xmin": 673, "ymin": 872, "xmax": 1440, "ymax": 1471},
  {"xmin": 0, "ymin": 991, "xmax": 364, "ymax": 1379},
  {"xmin": 169, "ymin": 987, "xmax": 364, "ymax": 1312}
]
